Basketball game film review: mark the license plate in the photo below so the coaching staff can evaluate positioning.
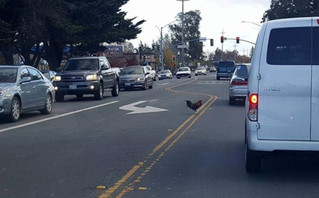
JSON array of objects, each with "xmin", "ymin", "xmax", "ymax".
[
  {"xmin": 125, "ymin": 83, "xmax": 131, "ymax": 86},
  {"xmin": 69, "ymin": 85, "xmax": 77, "ymax": 89}
]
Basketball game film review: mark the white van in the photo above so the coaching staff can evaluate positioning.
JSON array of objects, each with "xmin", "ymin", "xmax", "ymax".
[{"xmin": 245, "ymin": 17, "xmax": 319, "ymax": 172}]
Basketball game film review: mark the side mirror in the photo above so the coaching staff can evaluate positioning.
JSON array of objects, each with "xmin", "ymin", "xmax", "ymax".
[
  {"xmin": 101, "ymin": 64, "xmax": 109, "ymax": 70},
  {"xmin": 20, "ymin": 76, "xmax": 32, "ymax": 84}
]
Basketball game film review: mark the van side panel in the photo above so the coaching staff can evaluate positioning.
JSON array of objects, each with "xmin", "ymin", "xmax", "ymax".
[
  {"xmin": 311, "ymin": 24, "xmax": 319, "ymax": 140},
  {"xmin": 257, "ymin": 19, "xmax": 312, "ymax": 141}
]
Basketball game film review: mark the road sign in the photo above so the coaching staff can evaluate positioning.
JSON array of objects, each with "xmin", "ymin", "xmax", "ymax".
[{"xmin": 177, "ymin": 45, "xmax": 188, "ymax": 49}]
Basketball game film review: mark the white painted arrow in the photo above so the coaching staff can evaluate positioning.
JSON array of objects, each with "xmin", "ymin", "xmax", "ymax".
[{"xmin": 119, "ymin": 101, "xmax": 168, "ymax": 114}]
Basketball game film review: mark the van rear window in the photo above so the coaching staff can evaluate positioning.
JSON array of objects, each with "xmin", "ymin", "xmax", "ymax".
[{"xmin": 267, "ymin": 27, "xmax": 311, "ymax": 65}]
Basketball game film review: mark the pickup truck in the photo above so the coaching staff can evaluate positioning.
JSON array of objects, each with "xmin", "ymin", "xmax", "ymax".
[{"xmin": 53, "ymin": 56, "xmax": 119, "ymax": 102}]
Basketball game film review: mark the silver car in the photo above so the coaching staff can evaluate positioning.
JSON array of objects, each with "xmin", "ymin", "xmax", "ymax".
[
  {"xmin": 229, "ymin": 64, "xmax": 248, "ymax": 105},
  {"xmin": 0, "ymin": 65, "xmax": 55, "ymax": 122}
]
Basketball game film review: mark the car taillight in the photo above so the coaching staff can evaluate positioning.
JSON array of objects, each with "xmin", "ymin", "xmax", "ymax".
[
  {"xmin": 231, "ymin": 80, "xmax": 248, "ymax": 85},
  {"xmin": 248, "ymin": 94, "xmax": 258, "ymax": 121}
]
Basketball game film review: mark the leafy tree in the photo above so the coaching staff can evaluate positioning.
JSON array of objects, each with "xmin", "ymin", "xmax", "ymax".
[
  {"xmin": 169, "ymin": 10, "xmax": 203, "ymax": 64},
  {"xmin": 263, "ymin": 0, "xmax": 319, "ymax": 22},
  {"xmin": 0, "ymin": 0, "xmax": 145, "ymax": 70}
]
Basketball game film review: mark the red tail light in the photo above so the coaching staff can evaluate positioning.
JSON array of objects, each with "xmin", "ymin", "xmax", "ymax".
[
  {"xmin": 231, "ymin": 80, "xmax": 248, "ymax": 85},
  {"xmin": 248, "ymin": 94, "xmax": 258, "ymax": 121}
]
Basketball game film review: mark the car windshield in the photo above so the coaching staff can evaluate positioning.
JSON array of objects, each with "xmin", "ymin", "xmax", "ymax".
[
  {"xmin": 64, "ymin": 59, "xmax": 99, "ymax": 71},
  {"xmin": 120, "ymin": 67, "xmax": 144, "ymax": 75},
  {"xmin": 196, "ymin": 67, "xmax": 205, "ymax": 70},
  {"xmin": 160, "ymin": 70, "xmax": 170, "ymax": 74},
  {"xmin": 178, "ymin": 67, "xmax": 189, "ymax": 71},
  {"xmin": 0, "ymin": 68, "xmax": 17, "ymax": 83},
  {"xmin": 236, "ymin": 65, "xmax": 248, "ymax": 78}
]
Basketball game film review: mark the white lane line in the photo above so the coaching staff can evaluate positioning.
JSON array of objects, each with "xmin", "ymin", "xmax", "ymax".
[{"xmin": 0, "ymin": 101, "xmax": 119, "ymax": 134}]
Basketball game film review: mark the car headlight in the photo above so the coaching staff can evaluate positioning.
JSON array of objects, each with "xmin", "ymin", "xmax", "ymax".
[
  {"xmin": 53, "ymin": 76, "xmax": 61, "ymax": 81},
  {"xmin": 0, "ymin": 90, "xmax": 6, "ymax": 97},
  {"xmin": 136, "ymin": 77, "xmax": 145, "ymax": 82},
  {"xmin": 86, "ymin": 74, "xmax": 98, "ymax": 81}
]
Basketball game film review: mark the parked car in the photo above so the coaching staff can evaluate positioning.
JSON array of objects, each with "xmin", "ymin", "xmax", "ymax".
[
  {"xmin": 0, "ymin": 65, "xmax": 55, "ymax": 122},
  {"xmin": 158, "ymin": 70, "xmax": 173, "ymax": 80},
  {"xmin": 40, "ymin": 70, "xmax": 57, "ymax": 82},
  {"xmin": 209, "ymin": 66, "xmax": 216, "ymax": 72},
  {"xmin": 119, "ymin": 66, "xmax": 153, "ymax": 90},
  {"xmin": 195, "ymin": 67, "xmax": 207, "ymax": 76},
  {"xmin": 245, "ymin": 17, "xmax": 319, "ymax": 172},
  {"xmin": 53, "ymin": 56, "xmax": 119, "ymax": 102},
  {"xmin": 216, "ymin": 61, "xmax": 235, "ymax": 80},
  {"xmin": 229, "ymin": 64, "xmax": 249, "ymax": 105},
  {"xmin": 176, "ymin": 67, "xmax": 191, "ymax": 79},
  {"xmin": 143, "ymin": 65, "xmax": 156, "ymax": 81}
]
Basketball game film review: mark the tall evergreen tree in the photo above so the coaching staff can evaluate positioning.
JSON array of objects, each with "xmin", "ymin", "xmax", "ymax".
[
  {"xmin": 263, "ymin": 0, "xmax": 319, "ymax": 22},
  {"xmin": 169, "ymin": 10, "xmax": 203, "ymax": 64}
]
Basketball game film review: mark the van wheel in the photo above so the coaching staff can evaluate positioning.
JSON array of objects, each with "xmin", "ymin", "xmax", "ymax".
[{"xmin": 245, "ymin": 143, "xmax": 261, "ymax": 173}]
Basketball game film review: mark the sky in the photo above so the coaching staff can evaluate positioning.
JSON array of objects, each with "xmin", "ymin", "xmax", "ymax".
[{"xmin": 121, "ymin": 0, "xmax": 271, "ymax": 56}]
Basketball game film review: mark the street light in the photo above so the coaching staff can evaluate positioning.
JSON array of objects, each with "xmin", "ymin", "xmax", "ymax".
[
  {"xmin": 241, "ymin": 21, "xmax": 262, "ymax": 27},
  {"xmin": 177, "ymin": 0, "xmax": 190, "ymax": 67},
  {"xmin": 158, "ymin": 20, "xmax": 176, "ymax": 71}
]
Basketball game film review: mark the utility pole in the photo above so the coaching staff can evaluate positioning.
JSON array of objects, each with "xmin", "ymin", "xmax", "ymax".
[{"xmin": 177, "ymin": 0, "xmax": 190, "ymax": 67}]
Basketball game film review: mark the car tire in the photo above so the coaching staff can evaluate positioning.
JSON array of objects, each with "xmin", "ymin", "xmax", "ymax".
[
  {"xmin": 149, "ymin": 84, "xmax": 153, "ymax": 89},
  {"xmin": 112, "ymin": 82, "xmax": 119, "ymax": 97},
  {"xmin": 95, "ymin": 83, "xmax": 104, "ymax": 100},
  {"xmin": 55, "ymin": 93, "xmax": 64, "ymax": 102},
  {"xmin": 76, "ymin": 94, "xmax": 83, "ymax": 99},
  {"xmin": 217, "ymin": 77, "xmax": 220, "ymax": 80},
  {"xmin": 40, "ymin": 93, "xmax": 53, "ymax": 114},
  {"xmin": 245, "ymin": 143, "xmax": 261, "ymax": 173},
  {"xmin": 143, "ymin": 81, "xmax": 147, "ymax": 90},
  {"xmin": 8, "ymin": 96, "xmax": 21, "ymax": 122},
  {"xmin": 188, "ymin": 75, "xmax": 191, "ymax": 78},
  {"xmin": 229, "ymin": 97, "xmax": 235, "ymax": 105},
  {"xmin": 177, "ymin": 77, "xmax": 180, "ymax": 79}
]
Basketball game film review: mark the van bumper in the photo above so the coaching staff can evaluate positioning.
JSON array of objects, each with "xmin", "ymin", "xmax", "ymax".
[{"xmin": 247, "ymin": 121, "xmax": 319, "ymax": 152}]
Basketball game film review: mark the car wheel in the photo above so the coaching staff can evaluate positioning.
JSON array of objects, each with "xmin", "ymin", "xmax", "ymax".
[
  {"xmin": 188, "ymin": 75, "xmax": 191, "ymax": 78},
  {"xmin": 55, "ymin": 93, "xmax": 64, "ymax": 102},
  {"xmin": 143, "ymin": 81, "xmax": 147, "ymax": 90},
  {"xmin": 112, "ymin": 82, "xmax": 119, "ymax": 97},
  {"xmin": 177, "ymin": 76, "xmax": 180, "ymax": 79},
  {"xmin": 229, "ymin": 97, "xmax": 235, "ymax": 105},
  {"xmin": 8, "ymin": 96, "xmax": 21, "ymax": 122},
  {"xmin": 217, "ymin": 77, "xmax": 220, "ymax": 80},
  {"xmin": 95, "ymin": 83, "xmax": 103, "ymax": 100},
  {"xmin": 149, "ymin": 84, "xmax": 153, "ymax": 89},
  {"xmin": 245, "ymin": 143, "xmax": 261, "ymax": 173},
  {"xmin": 40, "ymin": 93, "xmax": 53, "ymax": 114},
  {"xmin": 76, "ymin": 94, "xmax": 83, "ymax": 99}
]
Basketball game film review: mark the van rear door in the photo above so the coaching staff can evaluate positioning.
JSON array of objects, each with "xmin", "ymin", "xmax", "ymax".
[
  {"xmin": 310, "ymin": 20, "xmax": 319, "ymax": 140},
  {"xmin": 258, "ymin": 19, "xmax": 312, "ymax": 141}
]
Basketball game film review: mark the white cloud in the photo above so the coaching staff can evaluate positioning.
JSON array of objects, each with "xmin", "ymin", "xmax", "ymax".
[{"xmin": 122, "ymin": 0, "xmax": 271, "ymax": 55}]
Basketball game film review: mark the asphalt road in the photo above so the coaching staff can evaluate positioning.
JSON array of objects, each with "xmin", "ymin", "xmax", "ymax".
[{"xmin": 1, "ymin": 73, "xmax": 319, "ymax": 198}]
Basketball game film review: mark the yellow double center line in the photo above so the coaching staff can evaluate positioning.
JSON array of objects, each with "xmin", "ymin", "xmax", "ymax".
[{"xmin": 99, "ymin": 78, "xmax": 218, "ymax": 198}]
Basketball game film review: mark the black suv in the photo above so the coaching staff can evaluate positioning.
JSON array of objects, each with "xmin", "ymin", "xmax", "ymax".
[{"xmin": 53, "ymin": 56, "xmax": 119, "ymax": 101}]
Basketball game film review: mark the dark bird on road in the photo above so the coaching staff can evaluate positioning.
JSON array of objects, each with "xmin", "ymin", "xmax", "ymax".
[{"xmin": 186, "ymin": 100, "xmax": 202, "ymax": 113}]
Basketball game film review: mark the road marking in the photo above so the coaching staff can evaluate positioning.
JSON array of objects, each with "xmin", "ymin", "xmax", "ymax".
[
  {"xmin": 157, "ymin": 82, "xmax": 170, "ymax": 86},
  {"xmin": 0, "ymin": 101, "xmax": 119, "ymax": 134},
  {"xmin": 98, "ymin": 78, "xmax": 218, "ymax": 198},
  {"xmin": 119, "ymin": 101, "xmax": 168, "ymax": 114}
]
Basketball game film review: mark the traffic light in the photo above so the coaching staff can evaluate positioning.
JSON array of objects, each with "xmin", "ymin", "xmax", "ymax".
[
  {"xmin": 172, "ymin": 55, "xmax": 176, "ymax": 62},
  {"xmin": 236, "ymin": 37, "xmax": 240, "ymax": 44},
  {"xmin": 221, "ymin": 36, "xmax": 224, "ymax": 43},
  {"xmin": 210, "ymin": 39, "xmax": 214, "ymax": 46}
]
